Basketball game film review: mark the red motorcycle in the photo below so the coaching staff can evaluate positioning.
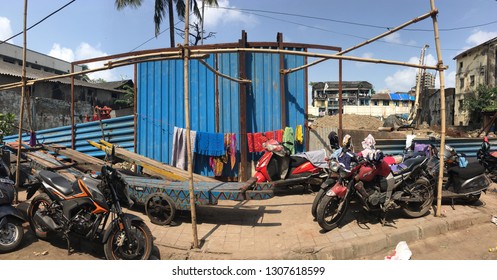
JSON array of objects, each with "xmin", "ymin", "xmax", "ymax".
[{"xmin": 252, "ymin": 139, "xmax": 329, "ymax": 190}]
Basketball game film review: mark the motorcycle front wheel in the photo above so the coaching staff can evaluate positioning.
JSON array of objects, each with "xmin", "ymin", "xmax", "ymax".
[
  {"xmin": 27, "ymin": 193, "xmax": 53, "ymax": 240},
  {"xmin": 316, "ymin": 193, "xmax": 349, "ymax": 232},
  {"xmin": 0, "ymin": 218, "xmax": 24, "ymax": 253},
  {"xmin": 311, "ymin": 188, "xmax": 326, "ymax": 219},
  {"xmin": 104, "ymin": 220, "xmax": 153, "ymax": 260},
  {"xmin": 401, "ymin": 178, "xmax": 434, "ymax": 218}
]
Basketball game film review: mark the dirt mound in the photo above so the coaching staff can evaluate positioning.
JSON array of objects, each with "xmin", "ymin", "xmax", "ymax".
[{"xmin": 310, "ymin": 114, "xmax": 383, "ymax": 130}]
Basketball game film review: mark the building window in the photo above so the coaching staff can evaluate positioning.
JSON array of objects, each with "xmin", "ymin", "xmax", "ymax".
[
  {"xmin": 470, "ymin": 75, "xmax": 475, "ymax": 87},
  {"xmin": 394, "ymin": 101, "xmax": 399, "ymax": 107},
  {"xmin": 383, "ymin": 100, "xmax": 390, "ymax": 106},
  {"xmin": 459, "ymin": 78, "xmax": 464, "ymax": 89},
  {"xmin": 458, "ymin": 100, "xmax": 464, "ymax": 111},
  {"xmin": 459, "ymin": 61, "xmax": 463, "ymax": 70},
  {"xmin": 374, "ymin": 101, "xmax": 378, "ymax": 106}
]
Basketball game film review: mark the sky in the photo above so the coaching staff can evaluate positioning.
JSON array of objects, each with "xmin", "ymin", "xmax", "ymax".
[{"xmin": 1, "ymin": 0, "xmax": 497, "ymax": 94}]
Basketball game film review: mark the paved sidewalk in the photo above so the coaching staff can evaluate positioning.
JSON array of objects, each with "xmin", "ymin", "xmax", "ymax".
[{"xmin": 142, "ymin": 184, "xmax": 497, "ymax": 260}]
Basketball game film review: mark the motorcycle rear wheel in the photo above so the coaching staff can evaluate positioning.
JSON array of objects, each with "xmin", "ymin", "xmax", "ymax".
[
  {"xmin": 0, "ymin": 218, "xmax": 24, "ymax": 253},
  {"xmin": 316, "ymin": 194, "xmax": 349, "ymax": 232},
  {"xmin": 27, "ymin": 193, "xmax": 53, "ymax": 240},
  {"xmin": 401, "ymin": 179, "xmax": 434, "ymax": 218},
  {"xmin": 104, "ymin": 220, "xmax": 153, "ymax": 260}
]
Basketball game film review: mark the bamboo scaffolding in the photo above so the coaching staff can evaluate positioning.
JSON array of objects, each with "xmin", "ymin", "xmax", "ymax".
[
  {"xmin": 0, "ymin": 46, "xmax": 447, "ymax": 92},
  {"xmin": 430, "ymin": 0, "xmax": 446, "ymax": 217},
  {"xmin": 183, "ymin": 0, "xmax": 199, "ymax": 249},
  {"xmin": 198, "ymin": 59, "xmax": 251, "ymax": 84},
  {"xmin": 283, "ymin": 10, "xmax": 437, "ymax": 75},
  {"xmin": 15, "ymin": 0, "xmax": 28, "ymax": 203}
]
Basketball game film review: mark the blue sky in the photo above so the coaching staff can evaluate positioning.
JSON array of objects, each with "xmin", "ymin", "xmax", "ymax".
[{"xmin": 1, "ymin": 0, "xmax": 497, "ymax": 93}]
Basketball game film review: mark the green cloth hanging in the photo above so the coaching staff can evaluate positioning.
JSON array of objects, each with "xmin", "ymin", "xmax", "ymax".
[{"xmin": 283, "ymin": 127, "xmax": 295, "ymax": 154}]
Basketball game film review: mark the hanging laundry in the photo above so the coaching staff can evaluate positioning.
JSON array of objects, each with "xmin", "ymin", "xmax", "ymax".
[
  {"xmin": 195, "ymin": 132, "xmax": 225, "ymax": 156},
  {"xmin": 247, "ymin": 132, "xmax": 267, "ymax": 153},
  {"xmin": 275, "ymin": 129, "xmax": 283, "ymax": 143},
  {"xmin": 283, "ymin": 127, "xmax": 295, "ymax": 154},
  {"xmin": 171, "ymin": 127, "xmax": 187, "ymax": 170},
  {"xmin": 295, "ymin": 125, "xmax": 303, "ymax": 144},
  {"xmin": 229, "ymin": 133, "xmax": 237, "ymax": 171}
]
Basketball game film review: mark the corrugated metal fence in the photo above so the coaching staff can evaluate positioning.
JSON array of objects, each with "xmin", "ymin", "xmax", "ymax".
[
  {"xmin": 3, "ymin": 115, "xmax": 135, "ymax": 157},
  {"xmin": 308, "ymin": 126, "xmax": 497, "ymax": 157}
]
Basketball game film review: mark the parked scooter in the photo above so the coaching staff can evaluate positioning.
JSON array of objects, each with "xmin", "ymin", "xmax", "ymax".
[
  {"xmin": 316, "ymin": 149, "xmax": 434, "ymax": 232},
  {"xmin": 0, "ymin": 157, "xmax": 26, "ymax": 253},
  {"xmin": 427, "ymin": 143, "xmax": 491, "ymax": 204},
  {"xmin": 477, "ymin": 136, "xmax": 497, "ymax": 182},
  {"xmin": 252, "ymin": 139, "xmax": 329, "ymax": 191}
]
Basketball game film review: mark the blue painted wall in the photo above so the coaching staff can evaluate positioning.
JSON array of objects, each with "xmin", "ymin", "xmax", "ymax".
[{"xmin": 137, "ymin": 51, "xmax": 307, "ymax": 177}]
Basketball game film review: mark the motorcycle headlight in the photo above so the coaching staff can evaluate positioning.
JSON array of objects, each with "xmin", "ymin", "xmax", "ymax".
[{"xmin": 330, "ymin": 161, "xmax": 340, "ymax": 172}]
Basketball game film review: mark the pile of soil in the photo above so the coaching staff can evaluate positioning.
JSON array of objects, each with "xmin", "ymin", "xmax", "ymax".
[{"xmin": 310, "ymin": 114, "xmax": 383, "ymax": 130}]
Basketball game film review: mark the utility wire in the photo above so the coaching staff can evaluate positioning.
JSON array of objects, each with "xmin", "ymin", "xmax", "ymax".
[
  {"xmin": 0, "ymin": 0, "xmax": 77, "ymax": 45},
  {"xmin": 240, "ymin": 9, "xmax": 464, "ymax": 52},
  {"xmin": 215, "ymin": 6, "xmax": 497, "ymax": 32}
]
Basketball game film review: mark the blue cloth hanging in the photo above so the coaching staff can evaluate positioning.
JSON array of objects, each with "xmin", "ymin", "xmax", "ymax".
[{"xmin": 195, "ymin": 132, "xmax": 225, "ymax": 156}]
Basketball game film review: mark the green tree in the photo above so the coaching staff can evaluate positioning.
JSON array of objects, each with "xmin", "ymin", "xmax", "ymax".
[
  {"xmin": 115, "ymin": 0, "xmax": 218, "ymax": 48},
  {"xmin": 0, "ymin": 113, "xmax": 15, "ymax": 143},
  {"xmin": 114, "ymin": 84, "xmax": 135, "ymax": 107},
  {"xmin": 463, "ymin": 84, "xmax": 497, "ymax": 124}
]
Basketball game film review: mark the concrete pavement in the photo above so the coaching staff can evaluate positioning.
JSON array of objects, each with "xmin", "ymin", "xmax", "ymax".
[{"xmin": 141, "ymin": 184, "xmax": 497, "ymax": 260}]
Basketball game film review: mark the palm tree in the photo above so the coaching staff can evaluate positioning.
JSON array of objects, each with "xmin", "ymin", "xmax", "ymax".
[{"xmin": 115, "ymin": 0, "xmax": 218, "ymax": 48}]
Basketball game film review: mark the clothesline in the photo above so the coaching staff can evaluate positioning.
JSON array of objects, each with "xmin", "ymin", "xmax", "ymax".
[{"xmin": 137, "ymin": 113, "xmax": 305, "ymax": 139}]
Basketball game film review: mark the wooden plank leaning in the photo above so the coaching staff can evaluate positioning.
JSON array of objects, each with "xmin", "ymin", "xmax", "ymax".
[{"xmin": 87, "ymin": 139, "xmax": 219, "ymax": 183}]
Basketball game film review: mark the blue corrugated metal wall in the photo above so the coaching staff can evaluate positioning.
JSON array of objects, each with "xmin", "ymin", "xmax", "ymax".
[
  {"xmin": 3, "ymin": 115, "xmax": 135, "ymax": 157},
  {"xmin": 137, "ymin": 50, "xmax": 307, "ymax": 177}
]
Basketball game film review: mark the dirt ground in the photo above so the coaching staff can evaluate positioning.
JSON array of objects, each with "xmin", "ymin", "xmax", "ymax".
[{"xmin": 309, "ymin": 114, "xmax": 488, "ymax": 139}]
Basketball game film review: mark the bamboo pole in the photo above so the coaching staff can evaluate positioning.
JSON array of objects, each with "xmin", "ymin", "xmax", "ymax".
[
  {"xmin": 198, "ymin": 59, "xmax": 251, "ymax": 83},
  {"xmin": 191, "ymin": 48, "xmax": 446, "ymax": 70},
  {"xmin": 183, "ymin": 0, "xmax": 199, "ymax": 249},
  {"xmin": 14, "ymin": 0, "xmax": 28, "ymax": 203},
  {"xmin": 0, "ymin": 47, "xmax": 446, "ymax": 92},
  {"xmin": 282, "ymin": 10, "xmax": 437, "ymax": 75},
  {"xmin": 430, "ymin": 0, "xmax": 446, "ymax": 217}
]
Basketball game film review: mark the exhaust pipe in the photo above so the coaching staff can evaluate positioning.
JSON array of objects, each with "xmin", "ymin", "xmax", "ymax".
[{"xmin": 33, "ymin": 212, "xmax": 60, "ymax": 231}]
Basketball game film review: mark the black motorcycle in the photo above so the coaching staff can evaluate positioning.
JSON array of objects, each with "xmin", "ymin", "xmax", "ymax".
[
  {"xmin": 428, "ymin": 144, "xmax": 491, "ymax": 204},
  {"xmin": 477, "ymin": 137, "xmax": 497, "ymax": 182},
  {"xmin": 26, "ymin": 165, "xmax": 154, "ymax": 260},
  {"xmin": 0, "ymin": 160, "xmax": 26, "ymax": 253}
]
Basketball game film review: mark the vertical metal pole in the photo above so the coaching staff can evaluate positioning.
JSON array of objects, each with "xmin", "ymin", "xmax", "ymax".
[
  {"xmin": 278, "ymin": 33, "xmax": 287, "ymax": 128},
  {"xmin": 184, "ymin": 0, "xmax": 199, "ymax": 249},
  {"xmin": 338, "ymin": 59, "xmax": 343, "ymax": 142},
  {"xmin": 430, "ymin": 0, "xmax": 446, "ymax": 217},
  {"xmin": 134, "ymin": 63, "xmax": 138, "ymax": 153},
  {"xmin": 15, "ymin": 0, "xmax": 28, "ymax": 203},
  {"xmin": 71, "ymin": 64, "xmax": 75, "ymax": 149},
  {"xmin": 239, "ymin": 31, "xmax": 248, "ymax": 181}
]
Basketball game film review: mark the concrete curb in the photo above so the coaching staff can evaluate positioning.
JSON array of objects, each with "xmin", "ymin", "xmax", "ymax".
[{"xmin": 314, "ymin": 211, "xmax": 489, "ymax": 260}]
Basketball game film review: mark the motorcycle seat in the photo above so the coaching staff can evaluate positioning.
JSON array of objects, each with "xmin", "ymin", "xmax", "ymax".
[
  {"xmin": 289, "ymin": 156, "xmax": 309, "ymax": 168},
  {"xmin": 448, "ymin": 162, "xmax": 485, "ymax": 180},
  {"xmin": 38, "ymin": 170, "xmax": 75, "ymax": 196},
  {"xmin": 390, "ymin": 156, "xmax": 425, "ymax": 175}
]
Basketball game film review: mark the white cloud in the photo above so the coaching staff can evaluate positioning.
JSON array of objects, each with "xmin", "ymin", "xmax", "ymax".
[
  {"xmin": 385, "ymin": 54, "xmax": 438, "ymax": 92},
  {"xmin": 0, "ymin": 16, "xmax": 14, "ymax": 43},
  {"xmin": 48, "ymin": 43, "xmax": 75, "ymax": 62},
  {"xmin": 466, "ymin": 30, "xmax": 497, "ymax": 46},
  {"xmin": 384, "ymin": 33, "xmax": 402, "ymax": 44},
  {"xmin": 445, "ymin": 71, "xmax": 456, "ymax": 88},
  {"xmin": 201, "ymin": 0, "xmax": 258, "ymax": 29},
  {"xmin": 48, "ymin": 42, "xmax": 118, "ymax": 81},
  {"xmin": 355, "ymin": 52, "xmax": 374, "ymax": 68}
]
